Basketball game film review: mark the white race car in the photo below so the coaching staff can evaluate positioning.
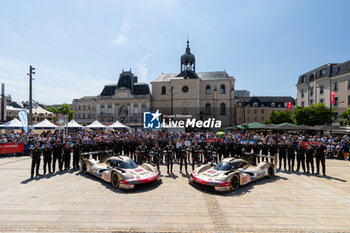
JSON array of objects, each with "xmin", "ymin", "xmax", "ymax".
[
  {"xmin": 190, "ymin": 156, "xmax": 276, "ymax": 192},
  {"xmin": 81, "ymin": 156, "xmax": 161, "ymax": 190}
]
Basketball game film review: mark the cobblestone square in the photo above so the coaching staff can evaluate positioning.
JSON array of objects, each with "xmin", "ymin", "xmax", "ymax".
[{"xmin": 0, "ymin": 156, "xmax": 349, "ymax": 232}]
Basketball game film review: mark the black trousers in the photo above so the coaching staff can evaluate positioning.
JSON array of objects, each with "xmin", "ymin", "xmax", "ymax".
[
  {"xmin": 166, "ymin": 155, "xmax": 173, "ymax": 173},
  {"xmin": 192, "ymin": 155, "xmax": 199, "ymax": 171},
  {"xmin": 43, "ymin": 155, "xmax": 52, "ymax": 174},
  {"xmin": 52, "ymin": 154, "xmax": 62, "ymax": 172},
  {"xmin": 288, "ymin": 154, "xmax": 295, "ymax": 171},
  {"xmin": 316, "ymin": 155, "xmax": 326, "ymax": 175},
  {"xmin": 31, "ymin": 156, "xmax": 40, "ymax": 177},
  {"xmin": 64, "ymin": 153, "xmax": 71, "ymax": 170},
  {"xmin": 296, "ymin": 154, "xmax": 305, "ymax": 172},
  {"xmin": 180, "ymin": 155, "xmax": 187, "ymax": 173},
  {"xmin": 153, "ymin": 158, "xmax": 160, "ymax": 172},
  {"xmin": 73, "ymin": 153, "xmax": 79, "ymax": 169},
  {"xmin": 279, "ymin": 154, "xmax": 287, "ymax": 170},
  {"xmin": 306, "ymin": 155, "xmax": 314, "ymax": 174}
]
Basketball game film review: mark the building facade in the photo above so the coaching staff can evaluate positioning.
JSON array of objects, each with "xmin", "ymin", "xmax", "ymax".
[
  {"xmin": 296, "ymin": 60, "xmax": 350, "ymax": 124},
  {"xmin": 72, "ymin": 70, "xmax": 151, "ymax": 126},
  {"xmin": 151, "ymin": 40, "xmax": 236, "ymax": 127},
  {"xmin": 235, "ymin": 96, "xmax": 295, "ymax": 124}
]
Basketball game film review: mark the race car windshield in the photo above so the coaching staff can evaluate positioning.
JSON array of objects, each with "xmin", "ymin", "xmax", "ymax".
[
  {"xmin": 214, "ymin": 161, "xmax": 233, "ymax": 171},
  {"xmin": 120, "ymin": 160, "xmax": 138, "ymax": 169}
]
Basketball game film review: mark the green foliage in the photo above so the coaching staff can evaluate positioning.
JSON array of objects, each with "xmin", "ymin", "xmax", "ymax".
[
  {"xmin": 265, "ymin": 110, "xmax": 294, "ymax": 124},
  {"xmin": 340, "ymin": 105, "xmax": 350, "ymax": 126},
  {"xmin": 293, "ymin": 103, "xmax": 335, "ymax": 126},
  {"xmin": 45, "ymin": 103, "xmax": 75, "ymax": 120}
]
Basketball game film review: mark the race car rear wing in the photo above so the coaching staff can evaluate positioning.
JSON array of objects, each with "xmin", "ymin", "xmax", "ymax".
[
  {"xmin": 80, "ymin": 150, "xmax": 114, "ymax": 162},
  {"xmin": 241, "ymin": 152, "xmax": 277, "ymax": 167}
]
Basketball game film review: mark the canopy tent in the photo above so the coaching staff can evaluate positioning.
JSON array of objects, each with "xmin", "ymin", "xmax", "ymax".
[
  {"xmin": 32, "ymin": 119, "xmax": 58, "ymax": 129},
  {"xmin": 107, "ymin": 120, "xmax": 129, "ymax": 129},
  {"xmin": 67, "ymin": 119, "xmax": 84, "ymax": 129},
  {"xmin": 236, "ymin": 122, "xmax": 265, "ymax": 130},
  {"xmin": 85, "ymin": 120, "xmax": 106, "ymax": 129},
  {"xmin": 0, "ymin": 118, "xmax": 23, "ymax": 129}
]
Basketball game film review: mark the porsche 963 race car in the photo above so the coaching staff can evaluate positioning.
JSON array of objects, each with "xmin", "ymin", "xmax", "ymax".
[
  {"xmin": 81, "ymin": 156, "xmax": 161, "ymax": 190},
  {"xmin": 190, "ymin": 153, "xmax": 276, "ymax": 192}
]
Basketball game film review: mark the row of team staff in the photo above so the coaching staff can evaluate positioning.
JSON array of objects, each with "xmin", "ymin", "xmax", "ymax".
[{"xmin": 30, "ymin": 138, "xmax": 328, "ymax": 178}]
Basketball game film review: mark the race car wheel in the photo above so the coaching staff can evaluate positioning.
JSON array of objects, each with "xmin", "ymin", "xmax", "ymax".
[
  {"xmin": 81, "ymin": 162, "xmax": 87, "ymax": 173},
  {"xmin": 230, "ymin": 174, "xmax": 240, "ymax": 191},
  {"xmin": 111, "ymin": 172, "xmax": 120, "ymax": 188},
  {"xmin": 267, "ymin": 166, "xmax": 274, "ymax": 177}
]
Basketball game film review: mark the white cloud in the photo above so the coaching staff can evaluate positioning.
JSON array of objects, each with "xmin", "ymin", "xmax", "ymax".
[
  {"xmin": 0, "ymin": 59, "xmax": 110, "ymax": 105},
  {"xmin": 111, "ymin": 20, "xmax": 131, "ymax": 46},
  {"xmin": 136, "ymin": 51, "xmax": 156, "ymax": 83}
]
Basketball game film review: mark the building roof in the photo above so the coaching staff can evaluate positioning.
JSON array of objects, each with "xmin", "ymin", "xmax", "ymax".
[
  {"xmin": 297, "ymin": 60, "xmax": 350, "ymax": 85},
  {"xmin": 236, "ymin": 96, "xmax": 295, "ymax": 107},
  {"xmin": 152, "ymin": 71, "xmax": 234, "ymax": 83}
]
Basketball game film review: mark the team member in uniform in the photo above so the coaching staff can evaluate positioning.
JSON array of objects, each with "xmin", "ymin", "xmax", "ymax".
[
  {"xmin": 253, "ymin": 141, "xmax": 261, "ymax": 164},
  {"xmin": 63, "ymin": 142, "xmax": 72, "ymax": 170},
  {"xmin": 269, "ymin": 139, "xmax": 278, "ymax": 163},
  {"xmin": 91, "ymin": 139, "xmax": 99, "ymax": 160},
  {"xmin": 287, "ymin": 141, "xmax": 295, "ymax": 171},
  {"xmin": 278, "ymin": 141, "xmax": 287, "ymax": 171},
  {"xmin": 52, "ymin": 139, "xmax": 63, "ymax": 173},
  {"xmin": 135, "ymin": 141, "xmax": 148, "ymax": 164},
  {"xmin": 149, "ymin": 141, "xmax": 162, "ymax": 172},
  {"xmin": 191, "ymin": 140, "xmax": 202, "ymax": 171},
  {"xmin": 296, "ymin": 141, "xmax": 306, "ymax": 173},
  {"xmin": 261, "ymin": 140, "xmax": 269, "ymax": 162},
  {"xmin": 72, "ymin": 139, "xmax": 82, "ymax": 169},
  {"xmin": 315, "ymin": 140, "xmax": 327, "ymax": 176},
  {"xmin": 30, "ymin": 141, "xmax": 42, "ymax": 179},
  {"xmin": 43, "ymin": 141, "xmax": 53, "ymax": 175},
  {"xmin": 82, "ymin": 139, "xmax": 91, "ymax": 159},
  {"xmin": 204, "ymin": 140, "xmax": 217, "ymax": 163},
  {"xmin": 163, "ymin": 140, "xmax": 175, "ymax": 174},
  {"xmin": 305, "ymin": 143, "xmax": 315, "ymax": 174},
  {"xmin": 178, "ymin": 140, "xmax": 189, "ymax": 173}
]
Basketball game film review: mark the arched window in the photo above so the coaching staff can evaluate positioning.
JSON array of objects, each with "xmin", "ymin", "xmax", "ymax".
[
  {"xmin": 205, "ymin": 103, "xmax": 211, "ymax": 115},
  {"xmin": 205, "ymin": 85, "xmax": 211, "ymax": 94},
  {"xmin": 182, "ymin": 102, "xmax": 188, "ymax": 114},
  {"xmin": 220, "ymin": 103, "xmax": 226, "ymax": 115},
  {"xmin": 220, "ymin": 85, "xmax": 226, "ymax": 94},
  {"xmin": 161, "ymin": 86, "xmax": 166, "ymax": 95}
]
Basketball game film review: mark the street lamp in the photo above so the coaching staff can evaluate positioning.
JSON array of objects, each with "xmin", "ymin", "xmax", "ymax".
[{"xmin": 27, "ymin": 66, "xmax": 35, "ymax": 126}]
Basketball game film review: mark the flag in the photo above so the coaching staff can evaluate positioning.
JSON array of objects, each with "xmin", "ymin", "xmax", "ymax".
[
  {"xmin": 331, "ymin": 91, "xmax": 336, "ymax": 104},
  {"xmin": 287, "ymin": 102, "xmax": 292, "ymax": 111},
  {"xmin": 18, "ymin": 111, "xmax": 28, "ymax": 134}
]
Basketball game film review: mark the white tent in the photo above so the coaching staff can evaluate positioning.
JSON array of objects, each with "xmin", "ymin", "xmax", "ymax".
[
  {"xmin": 32, "ymin": 119, "xmax": 58, "ymax": 129},
  {"xmin": 67, "ymin": 119, "xmax": 84, "ymax": 129},
  {"xmin": 0, "ymin": 118, "xmax": 23, "ymax": 129},
  {"xmin": 85, "ymin": 120, "xmax": 106, "ymax": 129},
  {"xmin": 108, "ymin": 120, "xmax": 130, "ymax": 129}
]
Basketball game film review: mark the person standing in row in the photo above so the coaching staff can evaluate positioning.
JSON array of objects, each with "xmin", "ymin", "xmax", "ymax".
[
  {"xmin": 287, "ymin": 141, "xmax": 295, "ymax": 171},
  {"xmin": 191, "ymin": 140, "xmax": 202, "ymax": 171},
  {"xmin": 43, "ymin": 141, "xmax": 53, "ymax": 175},
  {"xmin": 149, "ymin": 141, "xmax": 161, "ymax": 172},
  {"xmin": 135, "ymin": 140, "xmax": 148, "ymax": 164},
  {"xmin": 63, "ymin": 142, "xmax": 71, "ymax": 170},
  {"xmin": 305, "ymin": 143, "xmax": 315, "ymax": 174},
  {"xmin": 178, "ymin": 140, "xmax": 189, "ymax": 174},
  {"xmin": 30, "ymin": 141, "xmax": 42, "ymax": 179},
  {"xmin": 315, "ymin": 140, "xmax": 327, "ymax": 176},
  {"xmin": 204, "ymin": 140, "xmax": 217, "ymax": 163},
  {"xmin": 278, "ymin": 142, "xmax": 287, "ymax": 171},
  {"xmin": 163, "ymin": 140, "xmax": 175, "ymax": 174},
  {"xmin": 72, "ymin": 139, "xmax": 81, "ymax": 170},
  {"xmin": 52, "ymin": 139, "xmax": 63, "ymax": 173},
  {"xmin": 296, "ymin": 141, "xmax": 306, "ymax": 173}
]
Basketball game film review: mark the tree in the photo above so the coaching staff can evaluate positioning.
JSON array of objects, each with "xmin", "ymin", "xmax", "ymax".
[
  {"xmin": 265, "ymin": 110, "xmax": 294, "ymax": 124},
  {"xmin": 45, "ymin": 103, "xmax": 75, "ymax": 121},
  {"xmin": 293, "ymin": 103, "xmax": 336, "ymax": 126},
  {"xmin": 340, "ymin": 106, "xmax": 350, "ymax": 126}
]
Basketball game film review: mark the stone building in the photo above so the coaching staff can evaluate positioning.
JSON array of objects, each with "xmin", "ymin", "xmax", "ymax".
[
  {"xmin": 235, "ymin": 96, "xmax": 295, "ymax": 124},
  {"xmin": 296, "ymin": 60, "xmax": 350, "ymax": 124},
  {"xmin": 151, "ymin": 40, "xmax": 236, "ymax": 127},
  {"xmin": 72, "ymin": 70, "xmax": 151, "ymax": 126}
]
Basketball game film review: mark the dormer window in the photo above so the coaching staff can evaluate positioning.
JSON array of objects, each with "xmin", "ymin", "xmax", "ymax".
[
  {"xmin": 161, "ymin": 86, "xmax": 166, "ymax": 95},
  {"xmin": 271, "ymin": 102, "xmax": 275, "ymax": 107}
]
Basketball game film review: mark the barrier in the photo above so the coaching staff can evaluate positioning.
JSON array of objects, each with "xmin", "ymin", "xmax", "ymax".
[{"xmin": 0, "ymin": 143, "xmax": 24, "ymax": 154}]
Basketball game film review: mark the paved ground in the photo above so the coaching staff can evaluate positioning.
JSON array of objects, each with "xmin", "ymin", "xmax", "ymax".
[{"xmin": 0, "ymin": 156, "xmax": 349, "ymax": 233}]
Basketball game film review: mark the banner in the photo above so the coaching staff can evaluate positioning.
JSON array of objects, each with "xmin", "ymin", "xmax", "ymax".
[
  {"xmin": 331, "ymin": 91, "xmax": 336, "ymax": 104},
  {"xmin": 18, "ymin": 111, "xmax": 28, "ymax": 133},
  {"xmin": 287, "ymin": 102, "xmax": 292, "ymax": 111},
  {"xmin": 0, "ymin": 143, "xmax": 24, "ymax": 154}
]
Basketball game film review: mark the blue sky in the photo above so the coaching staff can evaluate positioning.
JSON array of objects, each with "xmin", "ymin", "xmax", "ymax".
[{"xmin": 1, "ymin": 0, "xmax": 350, "ymax": 104}]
